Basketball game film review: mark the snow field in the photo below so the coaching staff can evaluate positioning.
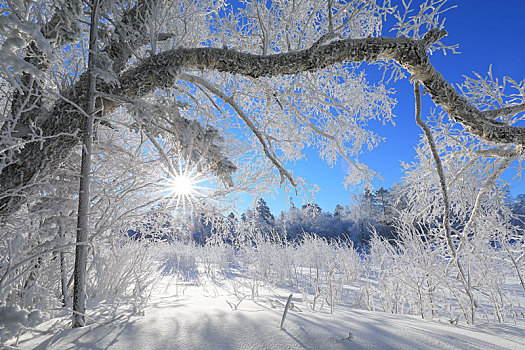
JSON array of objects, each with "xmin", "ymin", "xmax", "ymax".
[{"xmin": 7, "ymin": 238, "xmax": 525, "ymax": 349}]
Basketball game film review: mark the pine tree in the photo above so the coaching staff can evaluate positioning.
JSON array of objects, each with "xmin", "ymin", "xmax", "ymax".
[
  {"xmin": 374, "ymin": 187, "xmax": 391, "ymax": 222},
  {"xmin": 255, "ymin": 198, "xmax": 275, "ymax": 226},
  {"xmin": 302, "ymin": 203, "xmax": 322, "ymax": 216},
  {"xmin": 333, "ymin": 204, "xmax": 345, "ymax": 219}
]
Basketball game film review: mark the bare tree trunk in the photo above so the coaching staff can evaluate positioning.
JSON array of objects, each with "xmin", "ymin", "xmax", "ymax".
[
  {"xmin": 60, "ymin": 250, "xmax": 69, "ymax": 307},
  {"xmin": 59, "ymin": 224, "xmax": 69, "ymax": 308},
  {"xmin": 72, "ymin": 0, "xmax": 99, "ymax": 328}
]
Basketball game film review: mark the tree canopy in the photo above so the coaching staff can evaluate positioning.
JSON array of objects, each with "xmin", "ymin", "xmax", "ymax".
[{"xmin": 1, "ymin": 0, "xmax": 524, "ymax": 219}]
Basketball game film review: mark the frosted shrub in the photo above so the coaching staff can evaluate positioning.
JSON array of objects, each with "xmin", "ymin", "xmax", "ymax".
[
  {"xmin": 394, "ymin": 226, "xmax": 446, "ymax": 318},
  {"xmin": 364, "ymin": 233, "xmax": 400, "ymax": 313},
  {"xmin": 199, "ymin": 242, "xmax": 235, "ymax": 279},
  {"xmin": 291, "ymin": 234, "xmax": 361, "ymax": 313},
  {"xmin": 361, "ymin": 217, "xmax": 525, "ymax": 325},
  {"xmin": 333, "ymin": 242, "xmax": 362, "ymax": 283},
  {"xmin": 237, "ymin": 232, "xmax": 362, "ymax": 313},
  {"xmin": 0, "ymin": 230, "xmax": 71, "ymax": 313},
  {"xmin": 459, "ymin": 221, "xmax": 524, "ymax": 323},
  {"xmin": 88, "ymin": 237, "xmax": 161, "ymax": 313},
  {"xmin": 255, "ymin": 232, "xmax": 293, "ymax": 285},
  {"xmin": 0, "ymin": 306, "xmax": 44, "ymax": 342},
  {"xmin": 0, "ymin": 221, "xmax": 164, "ymax": 320},
  {"xmin": 159, "ymin": 241, "xmax": 199, "ymax": 281},
  {"xmin": 363, "ymin": 229, "xmax": 446, "ymax": 317}
]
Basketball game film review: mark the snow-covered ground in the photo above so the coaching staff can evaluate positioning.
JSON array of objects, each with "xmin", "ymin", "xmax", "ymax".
[{"xmin": 10, "ymin": 276, "xmax": 525, "ymax": 350}]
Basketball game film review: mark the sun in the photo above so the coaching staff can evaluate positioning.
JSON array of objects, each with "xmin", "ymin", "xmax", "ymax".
[
  {"xmin": 168, "ymin": 174, "xmax": 196, "ymax": 196},
  {"xmin": 161, "ymin": 162, "xmax": 208, "ymax": 213}
]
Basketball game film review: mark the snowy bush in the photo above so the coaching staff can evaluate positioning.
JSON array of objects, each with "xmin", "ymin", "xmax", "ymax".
[
  {"xmin": 159, "ymin": 241, "xmax": 199, "ymax": 281},
  {"xmin": 88, "ymin": 237, "xmax": 161, "ymax": 313},
  {"xmin": 199, "ymin": 242, "xmax": 235, "ymax": 279},
  {"xmin": 0, "ymin": 306, "xmax": 44, "ymax": 342},
  {"xmin": 359, "ymin": 218, "xmax": 525, "ymax": 324}
]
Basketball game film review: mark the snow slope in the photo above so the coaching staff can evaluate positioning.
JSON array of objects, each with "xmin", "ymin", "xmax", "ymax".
[{"xmin": 11, "ymin": 278, "xmax": 525, "ymax": 350}]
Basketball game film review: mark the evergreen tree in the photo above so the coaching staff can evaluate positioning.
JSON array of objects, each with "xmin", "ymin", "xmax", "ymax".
[
  {"xmin": 255, "ymin": 198, "xmax": 275, "ymax": 226},
  {"xmin": 302, "ymin": 203, "xmax": 322, "ymax": 216},
  {"xmin": 333, "ymin": 204, "xmax": 346, "ymax": 219}
]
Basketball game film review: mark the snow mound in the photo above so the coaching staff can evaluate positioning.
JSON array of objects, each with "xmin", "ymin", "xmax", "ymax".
[{"xmin": 0, "ymin": 306, "xmax": 44, "ymax": 342}]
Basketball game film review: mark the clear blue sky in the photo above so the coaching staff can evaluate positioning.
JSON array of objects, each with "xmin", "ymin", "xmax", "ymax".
[{"xmin": 234, "ymin": 1, "xmax": 525, "ymax": 215}]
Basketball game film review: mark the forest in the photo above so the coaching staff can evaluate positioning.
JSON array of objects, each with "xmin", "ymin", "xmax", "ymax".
[
  {"xmin": 136, "ymin": 191, "xmax": 525, "ymax": 247},
  {"xmin": 1, "ymin": 0, "xmax": 525, "ymax": 348}
]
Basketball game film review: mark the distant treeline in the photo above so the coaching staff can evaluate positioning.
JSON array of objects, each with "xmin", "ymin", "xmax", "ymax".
[{"xmin": 129, "ymin": 187, "xmax": 525, "ymax": 248}]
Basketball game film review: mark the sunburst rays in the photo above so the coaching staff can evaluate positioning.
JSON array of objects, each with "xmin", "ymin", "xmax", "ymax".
[{"xmin": 161, "ymin": 159, "xmax": 209, "ymax": 213}]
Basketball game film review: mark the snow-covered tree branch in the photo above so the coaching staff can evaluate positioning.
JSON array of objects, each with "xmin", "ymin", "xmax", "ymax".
[{"xmin": 1, "ymin": 0, "xmax": 524, "ymax": 219}]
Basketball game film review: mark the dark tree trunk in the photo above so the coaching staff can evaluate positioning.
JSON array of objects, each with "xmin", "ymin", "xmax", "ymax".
[{"xmin": 72, "ymin": 0, "xmax": 99, "ymax": 328}]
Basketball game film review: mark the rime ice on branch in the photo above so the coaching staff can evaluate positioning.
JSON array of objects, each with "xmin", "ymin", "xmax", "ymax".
[{"xmin": 1, "ymin": 0, "xmax": 524, "ymax": 218}]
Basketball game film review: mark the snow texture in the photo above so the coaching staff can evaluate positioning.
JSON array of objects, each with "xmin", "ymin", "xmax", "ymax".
[{"xmin": 9, "ymin": 277, "xmax": 525, "ymax": 350}]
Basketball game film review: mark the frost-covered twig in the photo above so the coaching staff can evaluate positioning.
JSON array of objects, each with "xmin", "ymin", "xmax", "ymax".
[
  {"xmin": 179, "ymin": 73, "xmax": 296, "ymax": 190},
  {"xmin": 413, "ymin": 82, "xmax": 476, "ymax": 324},
  {"xmin": 280, "ymin": 293, "xmax": 293, "ymax": 330},
  {"xmin": 226, "ymin": 295, "xmax": 246, "ymax": 311},
  {"xmin": 461, "ymin": 155, "xmax": 520, "ymax": 239}
]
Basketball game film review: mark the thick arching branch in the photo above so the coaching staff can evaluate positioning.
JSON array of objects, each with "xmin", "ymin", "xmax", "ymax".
[
  {"xmin": 114, "ymin": 29, "xmax": 525, "ymax": 146},
  {"xmin": 482, "ymin": 104, "xmax": 525, "ymax": 120},
  {"xmin": 2, "ymin": 28, "xmax": 524, "ymax": 217}
]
